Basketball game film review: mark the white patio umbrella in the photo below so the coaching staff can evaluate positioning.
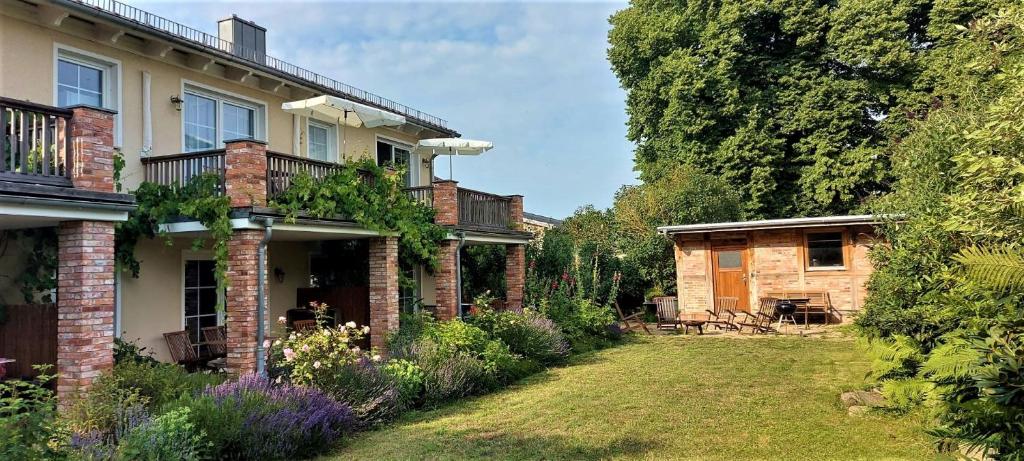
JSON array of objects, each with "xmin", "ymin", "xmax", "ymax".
[
  {"xmin": 282, "ymin": 95, "xmax": 406, "ymax": 158},
  {"xmin": 413, "ymin": 138, "xmax": 494, "ymax": 179}
]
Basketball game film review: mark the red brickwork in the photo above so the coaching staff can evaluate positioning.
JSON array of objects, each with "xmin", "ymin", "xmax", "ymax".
[
  {"xmin": 368, "ymin": 237, "xmax": 400, "ymax": 352},
  {"xmin": 435, "ymin": 239, "xmax": 459, "ymax": 321},
  {"xmin": 68, "ymin": 107, "xmax": 116, "ymax": 192},
  {"xmin": 505, "ymin": 244, "xmax": 525, "ymax": 308},
  {"xmin": 225, "ymin": 140, "xmax": 267, "ymax": 208},
  {"xmin": 432, "ymin": 180, "xmax": 458, "ymax": 226},
  {"xmin": 225, "ymin": 229, "xmax": 265, "ymax": 375},
  {"xmin": 56, "ymin": 221, "xmax": 116, "ymax": 404},
  {"xmin": 508, "ymin": 195, "xmax": 524, "ymax": 231}
]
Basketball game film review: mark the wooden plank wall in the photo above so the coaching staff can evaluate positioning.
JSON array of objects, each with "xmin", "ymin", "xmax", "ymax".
[{"xmin": 0, "ymin": 303, "xmax": 57, "ymax": 379}]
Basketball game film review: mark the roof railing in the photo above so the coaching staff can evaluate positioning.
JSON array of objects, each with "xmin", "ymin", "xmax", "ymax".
[{"xmin": 68, "ymin": 0, "xmax": 450, "ymax": 130}]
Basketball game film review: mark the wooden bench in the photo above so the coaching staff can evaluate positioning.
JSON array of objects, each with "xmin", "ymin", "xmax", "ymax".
[{"xmin": 767, "ymin": 291, "xmax": 838, "ymax": 325}]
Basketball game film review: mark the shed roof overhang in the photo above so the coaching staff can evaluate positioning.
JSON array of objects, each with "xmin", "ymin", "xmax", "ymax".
[{"xmin": 657, "ymin": 215, "xmax": 883, "ymax": 236}]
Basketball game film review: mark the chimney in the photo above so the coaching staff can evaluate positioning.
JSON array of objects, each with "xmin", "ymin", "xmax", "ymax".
[{"xmin": 218, "ymin": 15, "xmax": 266, "ymax": 64}]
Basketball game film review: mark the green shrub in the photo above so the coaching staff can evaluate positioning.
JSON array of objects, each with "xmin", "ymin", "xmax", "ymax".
[
  {"xmin": 112, "ymin": 361, "xmax": 224, "ymax": 410},
  {"xmin": 115, "ymin": 407, "xmax": 207, "ymax": 461},
  {"xmin": 540, "ymin": 293, "xmax": 617, "ymax": 351},
  {"xmin": 382, "ymin": 359, "xmax": 424, "ymax": 409},
  {"xmin": 66, "ymin": 374, "xmax": 149, "ymax": 436},
  {"xmin": 409, "ymin": 340, "xmax": 487, "ymax": 406},
  {"xmin": 470, "ymin": 308, "xmax": 570, "ymax": 365},
  {"xmin": 0, "ymin": 367, "xmax": 63, "ymax": 460},
  {"xmin": 269, "ymin": 320, "xmax": 401, "ymax": 426}
]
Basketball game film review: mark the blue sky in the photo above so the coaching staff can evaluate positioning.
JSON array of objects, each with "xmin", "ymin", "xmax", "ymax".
[{"xmin": 134, "ymin": 0, "xmax": 637, "ymax": 219}]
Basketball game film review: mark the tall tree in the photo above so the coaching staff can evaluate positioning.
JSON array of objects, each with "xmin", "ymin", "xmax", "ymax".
[{"xmin": 608, "ymin": 0, "xmax": 994, "ymax": 218}]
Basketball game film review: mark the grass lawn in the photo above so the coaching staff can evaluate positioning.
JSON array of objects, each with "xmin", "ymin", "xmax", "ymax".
[{"xmin": 327, "ymin": 334, "xmax": 933, "ymax": 460}]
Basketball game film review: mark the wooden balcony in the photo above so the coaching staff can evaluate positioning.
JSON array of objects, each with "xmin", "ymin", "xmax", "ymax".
[
  {"xmin": 142, "ymin": 150, "xmax": 522, "ymax": 232},
  {"xmin": 0, "ymin": 97, "xmax": 74, "ymax": 187}
]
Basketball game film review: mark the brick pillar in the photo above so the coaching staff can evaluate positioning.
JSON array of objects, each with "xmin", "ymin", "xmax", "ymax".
[
  {"xmin": 368, "ymin": 237, "xmax": 400, "ymax": 352},
  {"xmin": 225, "ymin": 229, "xmax": 265, "ymax": 375},
  {"xmin": 68, "ymin": 106, "xmax": 117, "ymax": 193},
  {"xmin": 56, "ymin": 221, "xmax": 116, "ymax": 404},
  {"xmin": 224, "ymin": 139, "xmax": 267, "ymax": 208},
  {"xmin": 435, "ymin": 239, "xmax": 460, "ymax": 321},
  {"xmin": 509, "ymin": 194, "xmax": 524, "ymax": 231},
  {"xmin": 506, "ymin": 244, "xmax": 525, "ymax": 308},
  {"xmin": 432, "ymin": 180, "xmax": 459, "ymax": 226}
]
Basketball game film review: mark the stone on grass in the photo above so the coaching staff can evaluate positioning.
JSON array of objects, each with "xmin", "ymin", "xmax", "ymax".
[
  {"xmin": 840, "ymin": 390, "xmax": 886, "ymax": 408},
  {"xmin": 847, "ymin": 405, "xmax": 870, "ymax": 417}
]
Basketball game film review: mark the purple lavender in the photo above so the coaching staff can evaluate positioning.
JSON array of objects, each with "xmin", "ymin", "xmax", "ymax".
[{"xmin": 203, "ymin": 374, "xmax": 355, "ymax": 459}]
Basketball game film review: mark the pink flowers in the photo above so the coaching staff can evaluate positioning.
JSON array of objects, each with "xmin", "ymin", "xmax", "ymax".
[
  {"xmin": 301, "ymin": 344, "xmax": 311, "ymax": 352},
  {"xmin": 283, "ymin": 348, "xmax": 295, "ymax": 362}
]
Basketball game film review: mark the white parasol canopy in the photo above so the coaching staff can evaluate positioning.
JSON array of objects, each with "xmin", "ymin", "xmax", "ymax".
[
  {"xmin": 414, "ymin": 138, "xmax": 494, "ymax": 179},
  {"xmin": 282, "ymin": 95, "xmax": 406, "ymax": 128}
]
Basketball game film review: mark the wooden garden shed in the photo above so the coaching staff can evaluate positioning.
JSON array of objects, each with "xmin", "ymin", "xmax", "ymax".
[{"xmin": 658, "ymin": 215, "xmax": 882, "ymax": 322}]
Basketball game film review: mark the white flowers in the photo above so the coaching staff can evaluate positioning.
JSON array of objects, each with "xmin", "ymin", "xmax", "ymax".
[
  {"xmin": 345, "ymin": 321, "xmax": 357, "ymax": 329},
  {"xmin": 277, "ymin": 316, "xmax": 287, "ymax": 325},
  {"xmin": 313, "ymin": 361, "xmax": 321, "ymax": 369},
  {"xmin": 262, "ymin": 340, "xmax": 271, "ymax": 348},
  {"xmin": 301, "ymin": 344, "xmax": 311, "ymax": 352},
  {"xmin": 362, "ymin": 326, "xmax": 371, "ymax": 334},
  {"xmin": 371, "ymin": 354, "xmax": 381, "ymax": 362}
]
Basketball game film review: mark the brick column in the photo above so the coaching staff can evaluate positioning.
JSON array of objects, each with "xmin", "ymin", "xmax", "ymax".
[
  {"xmin": 432, "ymin": 180, "xmax": 459, "ymax": 226},
  {"xmin": 56, "ymin": 221, "xmax": 116, "ymax": 404},
  {"xmin": 435, "ymin": 240, "xmax": 460, "ymax": 321},
  {"xmin": 508, "ymin": 194, "xmax": 524, "ymax": 231},
  {"xmin": 68, "ymin": 106, "xmax": 117, "ymax": 192},
  {"xmin": 224, "ymin": 139, "xmax": 267, "ymax": 208},
  {"xmin": 225, "ymin": 229, "xmax": 265, "ymax": 375},
  {"xmin": 368, "ymin": 237, "xmax": 400, "ymax": 352},
  {"xmin": 506, "ymin": 244, "xmax": 525, "ymax": 308}
]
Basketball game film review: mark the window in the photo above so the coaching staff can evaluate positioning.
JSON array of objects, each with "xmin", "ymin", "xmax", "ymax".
[
  {"xmin": 184, "ymin": 93, "xmax": 217, "ymax": 151},
  {"xmin": 717, "ymin": 251, "xmax": 742, "ymax": 269},
  {"xmin": 55, "ymin": 46, "xmax": 120, "ymax": 145},
  {"xmin": 182, "ymin": 84, "xmax": 264, "ymax": 152},
  {"xmin": 806, "ymin": 232, "xmax": 845, "ymax": 269},
  {"xmin": 376, "ymin": 139, "xmax": 415, "ymax": 186},
  {"xmin": 57, "ymin": 59, "xmax": 103, "ymax": 107},
  {"xmin": 184, "ymin": 259, "xmax": 220, "ymax": 355},
  {"xmin": 399, "ymin": 263, "xmax": 419, "ymax": 313},
  {"xmin": 307, "ymin": 120, "xmax": 336, "ymax": 162}
]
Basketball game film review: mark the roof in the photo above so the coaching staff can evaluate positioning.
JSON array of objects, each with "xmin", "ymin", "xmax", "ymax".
[
  {"xmin": 56, "ymin": 0, "xmax": 458, "ymax": 136},
  {"xmin": 657, "ymin": 215, "xmax": 881, "ymax": 235},
  {"xmin": 523, "ymin": 212, "xmax": 563, "ymax": 227}
]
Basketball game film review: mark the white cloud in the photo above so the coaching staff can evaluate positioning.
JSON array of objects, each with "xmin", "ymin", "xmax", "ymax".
[{"xmin": 132, "ymin": 0, "xmax": 636, "ymax": 217}]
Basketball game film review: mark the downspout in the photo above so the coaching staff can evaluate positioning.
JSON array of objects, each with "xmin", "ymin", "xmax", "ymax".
[
  {"xmin": 255, "ymin": 217, "xmax": 273, "ymax": 376},
  {"xmin": 455, "ymin": 231, "xmax": 467, "ymax": 318}
]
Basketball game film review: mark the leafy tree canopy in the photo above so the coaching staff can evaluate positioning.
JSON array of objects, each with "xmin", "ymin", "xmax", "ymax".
[{"xmin": 608, "ymin": 0, "xmax": 1003, "ymax": 218}]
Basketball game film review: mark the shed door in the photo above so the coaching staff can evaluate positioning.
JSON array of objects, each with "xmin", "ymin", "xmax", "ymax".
[{"xmin": 712, "ymin": 245, "xmax": 750, "ymax": 312}]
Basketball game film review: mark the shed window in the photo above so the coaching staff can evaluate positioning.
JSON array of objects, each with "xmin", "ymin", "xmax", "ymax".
[{"xmin": 806, "ymin": 232, "xmax": 844, "ymax": 268}]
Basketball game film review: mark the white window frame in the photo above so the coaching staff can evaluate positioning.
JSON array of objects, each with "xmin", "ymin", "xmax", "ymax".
[
  {"xmin": 306, "ymin": 119, "xmax": 338, "ymax": 162},
  {"xmin": 181, "ymin": 251, "xmax": 224, "ymax": 354},
  {"xmin": 54, "ymin": 44, "xmax": 122, "ymax": 147},
  {"xmin": 181, "ymin": 80, "xmax": 267, "ymax": 153},
  {"xmin": 375, "ymin": 135, "xmax": 419, "ymax": 186}
]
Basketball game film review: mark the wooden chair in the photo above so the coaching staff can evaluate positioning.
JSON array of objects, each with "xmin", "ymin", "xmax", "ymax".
[
  {"xmin": 737, "ymin": 297, "xmax": 779, "ymax": 334},
  {"xmin": 705, "ymin": 297, "xmax": 740, "ymax": 331},
  {"xmin": 292, "ymin": 319, "xmax": 317, "ymax": 333},
  {"xmin": 653, "ymin": 296, "xmax": 682, "ymax": 331},
  {"xmin": 201, "ymin": 325, "xmax": 227, "ymax": 358},
  {"xmin": 163, "ymin": 331, "xmax": 206, "ymax": 371},
  {"xmin": 804, "ymin": 291, "xmax": 839, "ymax": 324},
  {"xmin": 615, "ymin": 301, "xmax": 651, "ymax": 335}
]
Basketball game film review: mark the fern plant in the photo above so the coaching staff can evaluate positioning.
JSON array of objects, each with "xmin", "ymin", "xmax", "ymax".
[{"xmin": 955, "ymin": 245, "xmax": 1024, "ymax": 292}]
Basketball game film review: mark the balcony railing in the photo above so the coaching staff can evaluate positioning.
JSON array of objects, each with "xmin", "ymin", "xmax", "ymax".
[
  {"xmin": 266, "ymin": 151, "xmax": 344, "ymax": 197},
  {"xmin": 406, "ymin": 186, "xmax": 434, "ymax": 207},
  {"xmin": 141, "ymin": 149, "xmax": 226, "ymax": 190},
  {"xmin": 0, "ymin": 97, "xmax": 73, "ymax": 187},
  {"xmin": 458, "ymin": 188, "xmax": 512, "ymax": 230}
]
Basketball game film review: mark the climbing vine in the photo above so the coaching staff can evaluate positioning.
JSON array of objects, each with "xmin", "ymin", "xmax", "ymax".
[
  {"xmin": 0, "ymin": 228, "xmax": 57, "ymax": 304},
  {"xmin": 270, "ymin": 159, "xmax": 447, "ymax": 270},
  {"xmin": 115, "ymin": 173, "xmax": 232, "ymax": 307}
]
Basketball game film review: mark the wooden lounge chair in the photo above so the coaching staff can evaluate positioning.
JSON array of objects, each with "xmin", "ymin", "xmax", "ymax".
[
  {"xmin": 615, "ymin": 301, "xmax": 651, "ymax": 335},
  {"xmin": 737, "ymin": 297, "xmax": 779, "ymax": 334},
  {"xmin": 292, "ymin": 319, "xmax": 317, "ymax": 333},
  {"xmin": 653, "ymin": 296, "xmax": 682, "ymax": 331},
  {"xmin": 200, "ymin": 325, "xmax": 227, "ymax": 358},
  {"xmin": 706, "ymin": 297, "xmax": 740, "ymax": 331},
  {"xmin": 164, "ymin": 330, "xmax": 207, "ymax": 371}
]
